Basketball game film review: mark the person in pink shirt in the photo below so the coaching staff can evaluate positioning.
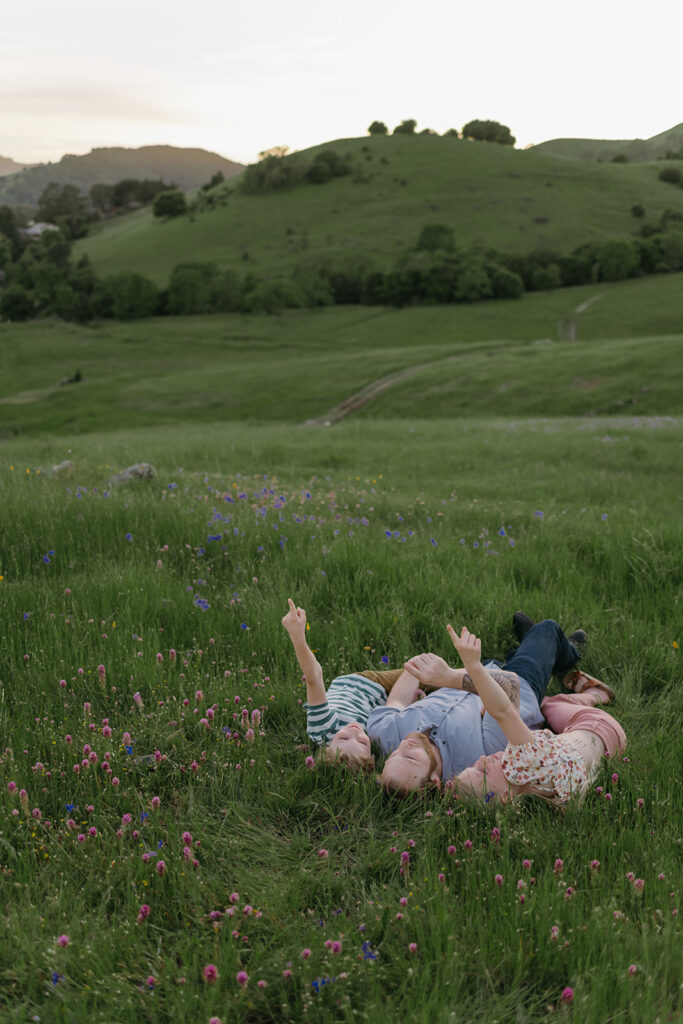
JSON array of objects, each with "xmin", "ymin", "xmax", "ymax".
[{"xmin": 445, "ymin": 625, "xmax": 626, "ymax": 806}]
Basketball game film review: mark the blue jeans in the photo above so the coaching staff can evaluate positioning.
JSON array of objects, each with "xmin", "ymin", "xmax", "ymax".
[{"xmin": 495, "ymin": 619, "xmax": 580, "ymax": 704}]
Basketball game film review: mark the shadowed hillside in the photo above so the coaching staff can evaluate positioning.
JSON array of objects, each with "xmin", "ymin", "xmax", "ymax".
[
  {"xmin": 0, "ymin": 145, "xmax": 244, "ymax": 206},
  {"xmin": 0, "ymin": 155, "xmax": 33, "ymax": 177}
]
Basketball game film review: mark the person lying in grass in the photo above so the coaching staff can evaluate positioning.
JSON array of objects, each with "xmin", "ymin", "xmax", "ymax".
[
  {"xmin": 281, "ymin": 598, "xmax": 521, "ymax": 769},
  {"xmin": 447, "ymin": 625, "xmax": 626, "ymax": 806},
  {"xmin": 375, "ymin": 617, "xmax": 594, "ymax": 794}
]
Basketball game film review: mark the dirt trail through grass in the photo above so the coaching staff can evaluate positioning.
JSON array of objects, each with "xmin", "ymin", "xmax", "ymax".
[
  {"xmin": 306, "ymin": 294, "xmax": 608, "ymax": 425},
  {"xmin": 303, "ymin": 355, "xmax": 461, "ymax": 425}
]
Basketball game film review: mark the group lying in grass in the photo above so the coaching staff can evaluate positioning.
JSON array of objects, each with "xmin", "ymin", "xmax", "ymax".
[{"xmin": 282, "ymin": 599, "xmax": 625, "ymax": 806}]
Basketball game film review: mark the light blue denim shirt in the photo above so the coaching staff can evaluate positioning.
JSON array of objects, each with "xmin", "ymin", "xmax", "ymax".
[{"xmin": 366, "ymin": 674, "xmax": 544, "ymax": 781}]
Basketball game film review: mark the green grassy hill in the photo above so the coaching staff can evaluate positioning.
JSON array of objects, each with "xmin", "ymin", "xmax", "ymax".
[
  {"xmin": 1, "ymin": 273, "xmax": 680, "ymax": 438},
  {"xmin": 531, "ymin": 123, "xmax": 683, "ymax": 162},
  {"xmin": 74, "ymin": 135, "xmax": 683, "ymax": 286}
]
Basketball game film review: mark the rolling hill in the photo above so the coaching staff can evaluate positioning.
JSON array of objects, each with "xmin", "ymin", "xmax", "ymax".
[
  {"xmin": 530, "ymin": 123, "xmax": 683, "ymax": 162},
  {"xmin": 74, "ymin": 134, "xmax": 683, "ymax": 286},
  {"xmin": 0, "ymin": 145, "xmax": 244, "ymax": 207},
  {"xmin": 0, "ymin": 155, "xmax": 33, "ymax": 177}
]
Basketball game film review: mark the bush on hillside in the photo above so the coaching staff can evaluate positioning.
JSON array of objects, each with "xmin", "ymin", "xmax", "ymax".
[
  {"xmin": 658, "ymin": 167, "xmax": 681, "ymax": 185},
  {"xmin": 633, "ymin": 237, "xmax": 665, "ymax": 274},
  {"xmin": 36, "ymin": 183, "xmax": 93, "ymax": 240},
  {"xmin": 306, "ymin": 150, "xmax": 352, "ymax": 185},
  {"xmin": 453, "ymin": 256, "xmax": 493, "ymax": 302},
  {"xmin": 659, "ymin": 229, "xmax": 683, "ymax": 271},
  {"xmin": 360, "ymin": 271, "xmax": 387, "ymax": 305},
  {"xmin": 105, "ymin": 272, "xmax": 159, "ymax": 319},
  {"xmin": 498, "ymin": 248, "xmax": 563, "ymax": 290},
  {"xmin": 241, "ymin": 278, "xmax": 306, "ymax": 314},
  {"xmin": 368, "ymin": 121, "xmax": 388, "ymax": 135},
  {"xmin": 153, "ymin": 189, "xmax": 187, "ymax": 218},
  {"xmin": 487, "ymin": 263, "xmax": 524, "ymax": 299},
  {"xmin": 393, "ymin": 120, "xmax": 417, "ymax": 135},
  {"xmin": 530, "ymin": 263, "xmax": 562, "ymax": 290},
  {"xmin": 555, "ymin": 254, "xmax": 589, "ymax": 287},
  {"xmin": 168, "ymin": 262, "xmax": 219, "ymax": 315},
  {"xmin": 596, "ymin": 240, "xmax": 639, "ymax": 282},
  {"xmin": 660, "ymin": 208, "xmax": 683, "ymax": 229},
  {"xmin": 54, "ymin": 284, "xmax": 92, "ymax": 323},
  {"xmin": 214, "ymin": 269, "xmax": 242, "ymax": 313},
  {"xmin": 416, "ymin": 223, "xmax": 455, "ymax": 253},
  {"xmin": 0, "ymin": 233, "xmax": 13, "ymax": 270},
  {"xmin": 28, "ymin": 261, "xmax": 64, "ymax": 310},
  {"xmin": 631, "ymin": 204, "xmax": 645, "ymax": 218},
  {"xmin": 290, "ymin": 265, "xmax": 335, "ymax": 307},
  {"xmin": 461, "ymin": 120, "xmax": 515, "ymax": 146},
  {"xmin": 91, "ymin": 179, "xmax": 170, "ymax": 214},
  {"xmin": 0, "ymin": 283, "xmax": 33, "ymax": 321},
  {"xmin": 394, "ymin": 250, "xmax": 459, "ymax": 305},
  {"xmin": 240, "ymin": 154, "xmax": 308, "ymax": 194},
  {"xmin": 0, "ymin": 206, "xmax": 23, "ymax": 260},
  {"xmin": 200, "ymin": 171, "xmax": 225, "ymax": 192}
]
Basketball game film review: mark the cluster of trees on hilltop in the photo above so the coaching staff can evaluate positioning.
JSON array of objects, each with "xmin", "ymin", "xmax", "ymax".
[
  {"xmin": 1, "ymin": 201, "xmax": 681, "ymax": 323},
  {"xmin": 368, "ymin": 119, "xmax": 515, "ymax": 145},
  {"xmin": 30, "ymin": 177, "xmax": 177, "ymax": 240},
  {"xmin": 14, "ymin": 167, "xmax": 231, "ymax": 242},
  {"xmin": 240, "ymin": 149, "xmax": 353, "ymax": 194}
]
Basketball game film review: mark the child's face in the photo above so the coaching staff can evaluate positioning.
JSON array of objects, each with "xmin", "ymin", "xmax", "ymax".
[{"xmin": 328, "ymin": 722, "xmax": 372, "ymax": 764}]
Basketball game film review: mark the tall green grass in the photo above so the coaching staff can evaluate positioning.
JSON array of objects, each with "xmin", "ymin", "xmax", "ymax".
[{"xmin": 0, "ymin": 418, "xmax": 680, "ymax": 1022}]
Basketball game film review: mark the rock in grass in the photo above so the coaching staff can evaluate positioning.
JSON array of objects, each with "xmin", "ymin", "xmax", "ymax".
[
  {"xmin": 110, "ymin": 462, "xmax": 157, "ymax": 485},
  {"xmin": 52, "ymin": 460, "xmax": 74, "ymax": 475}
]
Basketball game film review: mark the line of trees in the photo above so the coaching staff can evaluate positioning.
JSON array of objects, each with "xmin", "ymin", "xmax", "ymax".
[
  {"xmin": 32, "ymin": 177, "xmax": 177, "ymax": 240},
  {"xmin": 25, "ymin": 170, "xmax": 229, "ymax": 240},
  {"xmin": 1, "ymin": 205, "xmax": 681, "ymax": 323},
  {"xmin": 368, "ymin": 119, "xmax": 515, "ymax": 144},
  {"xmin": 240, "ymin": 149, "xmax": 353, "ymax": 195}
]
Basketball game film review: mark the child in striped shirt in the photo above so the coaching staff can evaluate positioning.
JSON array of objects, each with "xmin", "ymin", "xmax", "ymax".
[
  {"xmin": 282, "ymin": 599, "xmax": 405, "ymax": 768},
  {"xmin": 281, "ymin": 599, "xmax": 521, "ymax": 769}
]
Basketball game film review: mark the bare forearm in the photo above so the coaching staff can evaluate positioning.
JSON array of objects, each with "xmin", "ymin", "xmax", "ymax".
[
  {"xmin": 290, "ymin": 636, "xmax": 325, "ymax": 704},
  {"xmin": 385, "ymin": 670, "xmax": 420, "ymax": 708},
  {"xmin": 463, "ymin": 670, "xmax": 520, "ymax": 710}
]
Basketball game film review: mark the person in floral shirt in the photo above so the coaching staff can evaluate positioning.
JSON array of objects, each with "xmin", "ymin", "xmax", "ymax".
[{"xmin": 447, "ymin": 625, "xmax": 626, "ymax": 806}]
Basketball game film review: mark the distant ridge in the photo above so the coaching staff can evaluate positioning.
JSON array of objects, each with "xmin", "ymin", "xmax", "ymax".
[
  {"xmin": 0, "ymin": 155, "xmax": 34, "ymax": 177},
  {"xmin": 531, "ymin": 123, "xmax": 683, "ymax": 162},
  {"xmin": 0, "ymin": 145, "xmax": 244, "ymax": 207}
]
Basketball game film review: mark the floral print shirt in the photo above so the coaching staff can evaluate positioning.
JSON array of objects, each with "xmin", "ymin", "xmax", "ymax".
[{"xmin": 501, "ymin": 729, "xmax": 589, "ymax": 804}]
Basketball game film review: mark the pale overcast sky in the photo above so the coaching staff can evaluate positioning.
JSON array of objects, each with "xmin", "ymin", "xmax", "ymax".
[{"xmin": 1, "ymin": 0, "xmax": 679, "ymax": 165}]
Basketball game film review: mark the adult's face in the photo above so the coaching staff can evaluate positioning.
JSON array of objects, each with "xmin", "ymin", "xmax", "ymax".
[{"xmin": 380, "ymin": 731, "xmax": 440, "ymax": 793}]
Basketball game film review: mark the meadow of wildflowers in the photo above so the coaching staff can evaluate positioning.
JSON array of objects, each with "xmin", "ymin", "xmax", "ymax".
[{"xmin": 0, "ymin": 416, "xmax": 680, "ymax": 1023}]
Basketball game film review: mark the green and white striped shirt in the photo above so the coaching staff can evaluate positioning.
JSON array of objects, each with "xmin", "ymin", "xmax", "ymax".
[{"xmin": 305, "ymin": 674, "xmax": 386, "ymax": 745}]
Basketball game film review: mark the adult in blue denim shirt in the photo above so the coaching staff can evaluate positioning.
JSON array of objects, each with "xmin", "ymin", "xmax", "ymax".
[{"xmin": 367, "ymin": 619, "xmax": 584, "ymax": 793}]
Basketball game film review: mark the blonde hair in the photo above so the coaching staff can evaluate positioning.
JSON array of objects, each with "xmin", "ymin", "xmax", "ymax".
[{"xmin": 316, "ymin": 746, "xmax": 375, "ymax": 773}]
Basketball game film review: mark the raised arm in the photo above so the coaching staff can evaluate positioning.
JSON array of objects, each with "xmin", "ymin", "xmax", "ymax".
[
  {"xmin": 447, "ymin": 625, "xmax": 534, "ymax": 746},
  {"xmin": 404, "ymin": 652, "xmax": 520, "ymax": 710},
  {"xmin": 282, "ymin": 599, "xmax": 326, "ymax": 706}
]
